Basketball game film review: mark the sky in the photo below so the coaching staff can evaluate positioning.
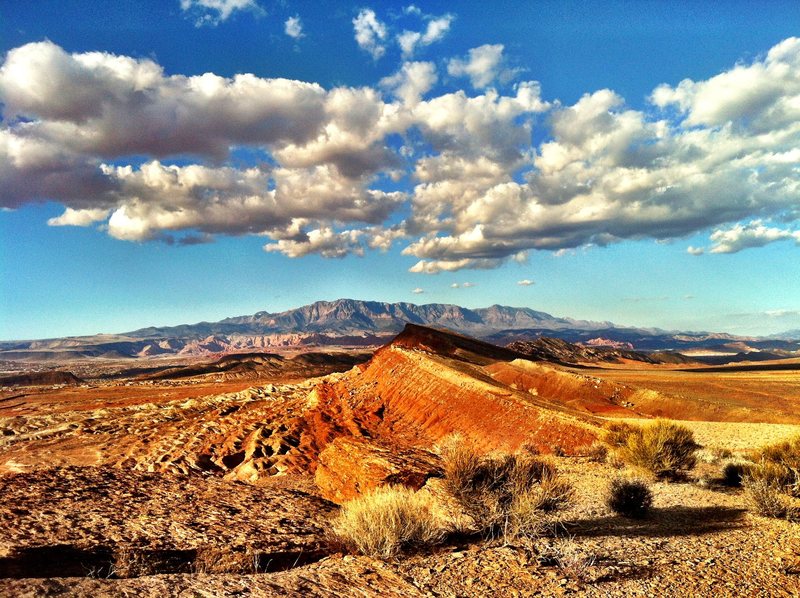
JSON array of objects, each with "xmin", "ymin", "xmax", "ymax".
[{"xmin": 1, "ymin": 0, "xmax": 800, "ymax": 340}]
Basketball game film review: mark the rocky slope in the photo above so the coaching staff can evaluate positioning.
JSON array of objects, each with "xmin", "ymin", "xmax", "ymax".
[
  {"xmin": 0, "ymin": 371, "xmax": 84, "ymax": 387},
  {"xmin": 507, "ymin": 337, "xmax": 698, "ymax": 365}
]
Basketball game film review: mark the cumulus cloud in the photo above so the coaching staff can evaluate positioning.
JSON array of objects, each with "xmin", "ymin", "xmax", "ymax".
[
  {"xmin": 447, "ymin": 44, "xmax": 518, "ymax": 89},
  {"xmin": 284, "ymin": 16, "xmax": 303, "ymax": 39},
  {"xmin": 180, "ymin": 0, "xmax": 262, "ymax": 26},
  {"xmin": 651, "ymin": 37, "xmax": 800, "ymax": 132},
  {"xmin": 707, "ymin": 221, "xmax": 800, "ymax": 254},
  {"xmin": 405, "ymin": 38, "xmax": 800, "ymax": 271},
  {"xmin": 397, "ymin": 13, "xmax": 454, "ymax": 58},
  {"xmin": 264, "ymin": 227, "xmax": 365, "ymax": 258},
  {"xmin": 0, "ymin": 42, "xmax": 405, "ymax": 248},
  {"xmin": 47, "ymin": 207, "xmax": 109, "ymax": 227},
  {"xmin": 450, "ymin": 282, "xmax": 475, "ymax": 288},
  {"xmin": 411, "ymin": 287, "xmax": 425, "ymax": 294},
  {"xmin": 408, "ymin": 257, "xmax": 510, "ymax": 274},
  {"xmin": 380, "ymin": 61, "xmax": 437, "ymax": 105},
  {"xmin": 2, "ymin": 37, "xmax": 800, "ymax": 273},
  {"xmin": 353, "ymin": 9, "xmax": 387, "ymax": 59},
  {"xmin": 0, "ymin": 41, "xmax": 330, "ymax": 160},
  {"xmin": 517, "ymin": 279, "xmax": 534, "ymax": 286}
]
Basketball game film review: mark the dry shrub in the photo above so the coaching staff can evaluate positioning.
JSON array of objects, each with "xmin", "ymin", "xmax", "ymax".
[
  {"xmin": 583, "ymin": 441, "xmax": 608, "ymax": 463},
  {"xmin": 331, "ymin": 485, "xmax": 445, "ymax": 559},
  {"xmin": 751, "ymin": 435, "xmax": 800, "ymax": 496},
  {"xmin": 438, "ymin": 436, "xmax": 573, "ymax": 540},
  {"xmin": 604, "ymin": 419, "xmax": 699, "ymax": 479},
  {"xmin": 603, "ymin": 421, "xmax": 635, "ymax": 448},
  {"xmin": 721, "ymin": 461, "xmax": 753, "ymax": 488},
  {"xmin": 743, "ymin": 470, "xmax": 791, "ymax": 519},
  {"xmin": 606, "ymin": 477, "xmax": 653, "ymax": 519},
  {"xmin": 539, "ymin": 537, "xmax": 598, "ymax": 583}
]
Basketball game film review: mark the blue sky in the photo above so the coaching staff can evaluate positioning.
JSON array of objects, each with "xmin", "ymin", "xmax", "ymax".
[{"xmin": 1, "ymin": 0, "xmax": 800, "ymax": 339}]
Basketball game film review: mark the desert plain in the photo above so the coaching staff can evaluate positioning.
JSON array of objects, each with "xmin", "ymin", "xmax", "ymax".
[{"xmin": 1, "ymin": 320, "xmax": 799, "ymax": 597}]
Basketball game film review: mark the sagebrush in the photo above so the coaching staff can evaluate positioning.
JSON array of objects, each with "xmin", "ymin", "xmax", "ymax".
[
  {"xmin": 438, "ymin": 435, "xmax": 573, "ymax": 540},
  {"xmin": 750, "ymin": 435, "xmax": 800, "ymax": 496},
  {"xmin": 332, "ymin": 485, "xmax": 445, "ymax": 558},
  {"xmin": 743, "ymin": 470, "xmax": 791, "ymax": 519},
  {"xmin": 603, "ymin": 419, "xmax": 699, "ymax": 479}
]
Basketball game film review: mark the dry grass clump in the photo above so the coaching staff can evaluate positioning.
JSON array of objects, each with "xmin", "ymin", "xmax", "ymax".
[
  {"xmin": 603, "ymin": 419, "xmax": 699, "ymax": 480},
  {"xmin": 750, "ymin": 435, "xmax": 800, "ymax": 496},
  {"xmin": 438, "ymin": 435, "xmax": 574, "ymax": 540},
  {"xmin": 743, "ymin": 471, "xmax": 792, "ymax": 519},
  {"xmin": 331, "ymin": 485, "xmax": 445, "ymax": 559},
  {"xmin": 742, "ymin": 441, "xmax": 800, "ymax": 520},
  {"xmin": 583, "ymin": 441, "xmax": 608, "ymax": 463},
  {"xmin": 606, "ymin": 477, "xmax": 653, "ymax": 519}
]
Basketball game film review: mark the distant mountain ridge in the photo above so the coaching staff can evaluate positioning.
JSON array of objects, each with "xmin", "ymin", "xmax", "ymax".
[
  {"xmin": 127, "ymin": 299, "xmax": 613, "ymax": 339},
  {"xmin": 1, "ymin": 298, "xmax": 799, "ymax": 361}
]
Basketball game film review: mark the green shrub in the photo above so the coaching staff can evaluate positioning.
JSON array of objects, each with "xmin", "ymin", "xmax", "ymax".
[
  {"xmin": 331, "ymin": 486, "xmax": 445, "ymax": 558},
  {"xmin": 604, "ymin": 419, "xmax": 699, "ymax": 479},
  {"xmin": 606, "ymin": 477, "xmax": 653, "ymax": 519}
]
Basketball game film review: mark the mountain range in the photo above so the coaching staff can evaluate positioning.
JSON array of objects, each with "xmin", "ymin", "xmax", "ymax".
[{"xmin": 1, "ymin": 299, "xmax": 798, "ymax": 361}]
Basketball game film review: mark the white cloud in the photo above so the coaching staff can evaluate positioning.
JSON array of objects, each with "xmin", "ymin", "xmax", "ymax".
[
  {"xmin": 0, "ymin": 41, "xmax": 330, "ymax": 160},
  {"xmin": 687, "ymin": 246, "xmax": 705, "ymax": 256},
  {"xmin": 284, "ymin": 16, "xmax": 303, "ymax": 39},
  {"xmin": 353, "ymin": 8, "xmax": 387, "ymax": 60},
  {"xmin": 450, "ymin": 282, "xmax": 475, "ymax": 288},
  {"xmin": 411, "ymin": 287, "xmax": 425, "ymax": 294},
  {"xmin": 708, "ymin": 220, "xmax": 800, "ymax": 254},
  {"xmin": 398, "ymin": 14, "xmax": 453, "ymax": 58},
  {"xmin": 180, "ymin": 0, "xmax": 262, "ymax": 26},
  {"xmin": 765, "ymin": 309, "xmax": 800, "ymax": 318},
  {"xmin": 47, "ymin": 207, "xmax": 109, "ymax": 227},
  {"xmin": 3, "ymin": 38, "xmax": 800, "ymax": 273},
  {"xmin": 652, "ymin": 37, "xmax": 800, "ymax": 132},
  {"xmin": 380, "ymin": 61, "xmax": 437, "ymax": 105},
  {"xmin": 447, "ymin": 44, "xmax": 517, "ymax": 89},
  {"xmin": 264, "ymin": 227, "xmax": 365, "ymax": 258},
  {"xmin": 517, "ymin": 279, "xmax": 534, "ymax": 286},
  {"xmin": 408, "ymin": 257, "xmax": 507, "ymax": 274}
]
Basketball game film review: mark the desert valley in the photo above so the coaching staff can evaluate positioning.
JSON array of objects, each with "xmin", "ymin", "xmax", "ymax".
[
  {"xmin": 3, "ymin": 2, "xmax": 800, "ymax": 596},
  {"xmin": 2, "ymin": 299, "xmax": 800, "ymax": 596}
]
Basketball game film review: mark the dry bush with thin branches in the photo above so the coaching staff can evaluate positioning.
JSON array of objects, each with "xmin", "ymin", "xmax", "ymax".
[
  {"xmin": 743, "ymin": 470, "xmax": 791, "ymax": 519},
  {"xmin": 437, "ymin": 435, "xmax": 574, "ymax": 540},
  {"xmin": 603, "ymin": 419, "xmax": 699, "ymax": 480},
  {"xmin": 540, "ymin": 537, "xmax": 598, "ymax": 583},
  {"xmin": 331, "ymin": 485, "xmax": 445, "ymax": 559}
]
